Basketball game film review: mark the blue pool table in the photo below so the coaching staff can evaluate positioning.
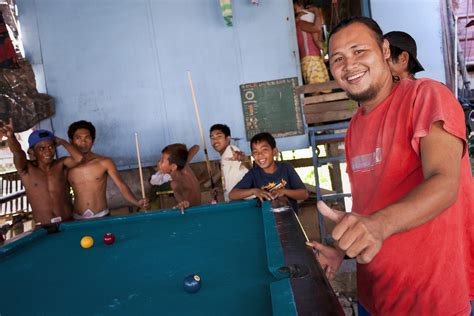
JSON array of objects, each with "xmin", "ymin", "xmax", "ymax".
[{"xmin": 0, "ymin": 200, "xmax": 343, "ymax": 315}]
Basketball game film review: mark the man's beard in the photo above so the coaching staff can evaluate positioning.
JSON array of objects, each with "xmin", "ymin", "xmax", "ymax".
[{"xmin": 346, "ymin": 84, "xmax": 379, "ymax": 103}]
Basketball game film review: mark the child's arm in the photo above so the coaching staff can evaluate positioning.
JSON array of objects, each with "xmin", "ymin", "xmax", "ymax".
[
  {"xmin": 297, "ymin": 7, "xmax": 322, "ymax": 34},
  {"xmin": 229, "ymin": 169, "xmax": 272, "ymax": 201},
  {"xmin": 105, "ymin": 158, "xmax": 150, "ymax": 209},
  {"xmin": 272, "ymin": 188, "xmax": 308, "ymax": 201},
  {"xmin": 171, "ymin": 179, "xmax": 192, "ymax": 214},
  {"xmin": 271, "ymin": 164, "xmax": 309, "ymax": 201},
  {"xmin": 187, "ymin": 144, "xmax": 199, "ymax": 163},
  {"xmin": 229, "ymin": 187, "xmax": 272, "ymax": 202},
  {"xmin": 56, "ymin": 137, "xmax": 84, "ymax": 168}
]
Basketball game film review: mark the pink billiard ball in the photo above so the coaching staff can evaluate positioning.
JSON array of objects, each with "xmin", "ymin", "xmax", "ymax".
[{"xmin": 103, "ymin": 233, "xmax": 115, "ymax": 245}]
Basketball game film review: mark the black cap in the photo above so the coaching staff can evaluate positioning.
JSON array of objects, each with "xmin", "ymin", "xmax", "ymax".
[{"xmin": 384, "ymin": 31, "xmax": 424, "ymax": 73}]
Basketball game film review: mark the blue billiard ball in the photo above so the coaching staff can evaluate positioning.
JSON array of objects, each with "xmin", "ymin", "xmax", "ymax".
[{"xmin": 183, "ymin": 274, "xmax": 201, "ymax": 293}]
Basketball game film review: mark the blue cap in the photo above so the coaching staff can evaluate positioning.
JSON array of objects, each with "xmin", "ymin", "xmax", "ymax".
[{"xmin": 28, "ymin": 130, "xmax": 55, "ymax": 148}]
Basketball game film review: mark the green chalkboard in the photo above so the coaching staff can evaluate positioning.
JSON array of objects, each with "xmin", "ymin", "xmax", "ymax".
[{"xmin": 240, "ymin": 77, "xmax": 304, "ymax": 141}]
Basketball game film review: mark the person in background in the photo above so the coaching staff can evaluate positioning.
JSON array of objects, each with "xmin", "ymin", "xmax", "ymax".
[
  {"xmin": 209, "ymin": 124, "xmax": 249, "ymax": 202},
  {"xmin": 384, "ymin": 31, "xmax": 424, "ymax": 81},
  {"xmin": 293, "ymin": 0, "xmax": 330, "ymax": 86}
]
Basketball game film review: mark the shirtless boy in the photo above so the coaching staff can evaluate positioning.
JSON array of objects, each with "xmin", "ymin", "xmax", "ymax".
[
  {"xmin": 158, "ymin": 144, "xmax": 201, "ymax": 213},
  {"xmin": 1, "ymin": 119, "xmax": 83, "ymax": 225},
  {"xmin": 67, "ymin": 120, "xmax": 149, "ymax": 219}
]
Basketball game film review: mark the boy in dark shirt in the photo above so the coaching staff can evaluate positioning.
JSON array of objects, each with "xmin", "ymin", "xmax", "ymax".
[{"xmin": 229, "ymin": 132, "xmax": 308, "ymax": 212}]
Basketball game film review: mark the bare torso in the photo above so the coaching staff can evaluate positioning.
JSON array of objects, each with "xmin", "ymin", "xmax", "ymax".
[
  {"xmin": 68, "ymin": 153, "xmax": 109, "ymax": 214},
  {"xmin": 20, "ymin": 160, "xmax": 73, "ymax": 225},
  {"xmin": 171, "ymin": 165, "xmax": 201, "ymax": 206}
]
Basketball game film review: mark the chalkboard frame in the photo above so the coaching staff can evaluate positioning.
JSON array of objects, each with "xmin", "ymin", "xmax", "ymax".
[{"xmin": 239, "ymin": 77, "xmax": 304, "ymax": 141}]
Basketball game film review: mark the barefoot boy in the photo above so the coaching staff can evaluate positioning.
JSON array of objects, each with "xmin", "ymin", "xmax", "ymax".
[
  {"xmin": 229, "ymin": 132, "xmax": 308, "ymax": 212},
  {"xmin": 67, "ymin": 120, "xmax": 149, "ymax": 219},
  {"xmin": 1, "ymin": 119, "xmax": 83, "ymax": 225},
  {"xmin": 158, "ymin": 144, "xmax": 201, "ymax": 213}
]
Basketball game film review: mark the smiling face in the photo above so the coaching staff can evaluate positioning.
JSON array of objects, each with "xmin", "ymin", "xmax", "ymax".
[
  {"xmin": 210, "ymin": 130, "xmax": 230, "ymax": 155},
  {"xmin": 251, "ymin": 140, "xmax": 277, "ymax": 172},
  {"xmin": 32, "ymin": 140, "xmax": 56, "ymax": 164},
  {"xmin": 329, "ymin": 22, "xmax": 393, "ymax": 110},
  {"xmin": 72, "ymin": 128, "xmax": 94, "ymax": 154}
]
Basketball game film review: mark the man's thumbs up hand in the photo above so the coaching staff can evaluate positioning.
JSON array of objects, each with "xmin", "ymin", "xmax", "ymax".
[
  {"xmin": 317, "ymin": 201, "xmax": 345, "ymax": 223},
  {"xmin": 317, "ymin": 201, "xmax": 386, "ymax": 264}
]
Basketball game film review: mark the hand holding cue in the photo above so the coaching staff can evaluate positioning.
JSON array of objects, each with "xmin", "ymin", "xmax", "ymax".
[
  {"xmin": 187, "ymin": 71, "xmax": 218, "ymax": 202},
  {"xmin": 134, "ymin": 132, "xmax": 146, "ymax": 204}
]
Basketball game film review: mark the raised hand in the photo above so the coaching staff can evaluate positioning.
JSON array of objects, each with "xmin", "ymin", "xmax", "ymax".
[
  {"xmin": 0, "ymin": 118, "xmax": 14, "ymax": 139},
  {"xmin": 226, "ymin": 146, "xmax": 246, "ymax": 162},
  {"xmin": 317, "ymin": 200, "xmax": 385, "ymax": 264}
]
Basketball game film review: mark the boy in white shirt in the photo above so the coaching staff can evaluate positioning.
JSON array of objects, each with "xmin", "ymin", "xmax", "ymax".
[{"xmin": 209, "ymin": 124, "xmax": 249, "ymax": 202}]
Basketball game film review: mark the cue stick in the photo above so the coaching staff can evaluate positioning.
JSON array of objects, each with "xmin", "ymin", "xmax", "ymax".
[
  {"xmin": 187, "ymin": 71, "xmax": 218, "ymax": 201},
  {"xmin": 292, "ymin": 210, "xmax": 310, "ymax": 242},
  {"xmin": 134, "ymin": 132, "xmax": 146, "ymax": 200},
  {"xmin": 293, "ymin": 210, "xmax": 319, "ymax": 255}
]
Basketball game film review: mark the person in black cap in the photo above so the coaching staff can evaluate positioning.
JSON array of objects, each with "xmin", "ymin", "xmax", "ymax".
[
  {"xmin": 0, "ymin": 119, "xmax": 83, "ymax": 226},
  {"xmin": 384, "ymin": 31, "xmax": 424, "ymax": 80}
]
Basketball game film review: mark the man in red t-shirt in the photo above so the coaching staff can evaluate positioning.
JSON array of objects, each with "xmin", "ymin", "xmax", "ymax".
[{"xmin": 307, "ymin": 17, "xmax": 473, "ymax": 315}]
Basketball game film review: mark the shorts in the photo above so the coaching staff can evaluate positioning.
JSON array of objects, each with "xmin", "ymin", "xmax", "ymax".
[
  {"xmin": 301, "ymin": 55, "xmax": 329, "ymax": 85},
  {"xmin": 73, "ymin": 209, "xmax": 110, "ymax": 220}
]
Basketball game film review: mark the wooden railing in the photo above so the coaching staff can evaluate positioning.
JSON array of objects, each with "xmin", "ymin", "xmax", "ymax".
[
  {"xmin": 294, "ymin": 80, "xmax": 357, "ymax": 125},
  {"xmin": 0, "ymin": 171, "xmax": 31, "ymax": 217}
]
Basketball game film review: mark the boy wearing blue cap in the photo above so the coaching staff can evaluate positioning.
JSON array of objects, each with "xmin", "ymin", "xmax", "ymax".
[{"xmin": 0, "ymin": 119, "xmax": 84, "ymax": 225}]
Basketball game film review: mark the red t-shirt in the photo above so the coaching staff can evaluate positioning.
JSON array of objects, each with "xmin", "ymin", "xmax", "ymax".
[{"xmin": 345, "ymin": 79, "xmax": 473, "ymax": 315}]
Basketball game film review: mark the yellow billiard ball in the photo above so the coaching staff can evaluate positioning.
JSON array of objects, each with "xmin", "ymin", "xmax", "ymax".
[{"xmin": 80, "ymin": 236, "xmax": 94, "ymax": 249}]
